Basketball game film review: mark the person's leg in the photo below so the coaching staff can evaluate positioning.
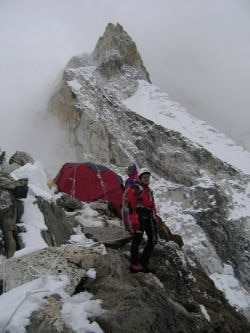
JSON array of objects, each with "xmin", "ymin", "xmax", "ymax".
[
  {"xmin": 140, "ymin": 216, "xmax": 158, "ymax": 267},
  {"xmin": 130, "ymin": 232, "xmax": 143, "ymax": 266}
]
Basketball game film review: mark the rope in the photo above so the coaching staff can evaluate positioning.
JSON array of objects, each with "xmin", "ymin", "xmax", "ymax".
[
  {"xmin": 69, "ymin": 167, "xmax": 77, "ymax": 198},
  {"xmin": 94, "ymin": 166, "xmax": 108, "ymax": 202},
  {"xmin": 121, "ymin": 185, "xmax": 131, "ymax": 237}
]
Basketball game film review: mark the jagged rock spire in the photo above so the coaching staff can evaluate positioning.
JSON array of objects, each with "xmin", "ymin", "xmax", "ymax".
[{"xmin": 93, "ymin": 23, "xmax": 151, "ymax": 82}]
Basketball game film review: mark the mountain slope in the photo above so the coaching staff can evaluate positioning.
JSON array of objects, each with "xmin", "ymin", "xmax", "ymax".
[
  {"xmin": 123, "ymin": 79, "xmax": 250, "ymax": 175},
  {"xmin": 1, "ymin": 23, "xmax": 249, "ymax": 332},
  {"xmin": 49, "ymin": 21, "xmax": 250, "ymax": 294},
  {"xmin": 0, "ymin": 161, "xmax": 249, "ymax": 332}
]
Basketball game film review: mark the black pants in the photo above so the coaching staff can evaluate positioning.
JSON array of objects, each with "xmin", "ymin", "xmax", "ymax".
[{"xmin": 130, "ymin": 208, "xmax": 158, "ymax": 266}]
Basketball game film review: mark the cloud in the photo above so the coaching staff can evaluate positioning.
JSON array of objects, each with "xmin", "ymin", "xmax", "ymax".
[
  {"xmin": 133, "ymin": 0, "xmax": 250, "ymax": 149},
  {"xmin": 1, "ymin": 0, "xmax": 250, "ymax": 165}
]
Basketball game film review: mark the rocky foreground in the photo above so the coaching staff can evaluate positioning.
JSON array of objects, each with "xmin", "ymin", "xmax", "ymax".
[
  {"xmin": 0, "ymin": 151, "xmax": 249, "ymax": 333},
  {"xmin": 1, "ymin": 223, "xmax": 249, "ymax": 333},
  {"xmin": 1, "ymin": 22, "xmax": 250, "ymax": 331}
]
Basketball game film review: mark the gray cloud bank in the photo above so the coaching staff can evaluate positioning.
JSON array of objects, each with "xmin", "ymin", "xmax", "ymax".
[{"xmin": 1, "ymin": 0, "xmax": 250, "ymax": 169}]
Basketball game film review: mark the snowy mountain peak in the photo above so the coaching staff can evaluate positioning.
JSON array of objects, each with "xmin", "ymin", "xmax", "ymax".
[
  {"xmin": 92, "ymin": 22, "xmax": 151, "ymax": 82},
  {"xmin": 47, "ymin": 23, "xmax": 250, "ymax": 308}
]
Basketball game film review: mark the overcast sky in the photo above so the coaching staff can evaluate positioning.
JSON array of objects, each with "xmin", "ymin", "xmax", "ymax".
[{"xmin": 1, "ymin": 0, "xmax": 250, "ymax": 162}]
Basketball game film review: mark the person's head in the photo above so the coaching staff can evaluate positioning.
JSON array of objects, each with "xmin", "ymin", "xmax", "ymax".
[
  {"xmin": 127, "ymin": 162, "xmax": 138, "ymax": 176},
  {"xmin": 138, "ymin": 167, "xmax": 151, "ymax": 185}
]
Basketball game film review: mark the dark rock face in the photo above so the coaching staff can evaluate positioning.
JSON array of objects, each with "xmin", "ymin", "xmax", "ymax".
[
  {"xmin": 93, "ymin": 263, "xmax": 207, "ymax": 332},
  {"xmin": 0, "ymin": 170, "xmax": 28, "ymax": 257},
  {"xmin": 71, "ymin": 235, "xmax": 249, "ymax": 333},
  {"xmin": 157, "ymin": 215, "xmax": 184, "ymax": 248},
  {"xmin": 37, "ymin": 197, "xmax": 75, "ymax": 247},
  {"xmin": 56, "ymin": 194, "xmax": 83, "ymax": 212},
  {"xmin": 190, "ymin": 266, "xmax": 249, "ymax": 333}
]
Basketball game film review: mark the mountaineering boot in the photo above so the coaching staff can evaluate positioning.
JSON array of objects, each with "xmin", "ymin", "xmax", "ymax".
[{"xmin": 130, "ymin": 264, "xmax": 144, "ymax": 273}]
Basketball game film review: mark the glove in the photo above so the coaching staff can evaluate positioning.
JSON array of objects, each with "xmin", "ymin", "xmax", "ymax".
[{"xmin": 130, "ymin": 213, "xmax": 140, "ymax": 233}]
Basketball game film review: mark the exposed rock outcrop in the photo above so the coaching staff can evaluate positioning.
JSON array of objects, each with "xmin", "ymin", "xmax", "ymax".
[
  {"xmin": 1, "ymin": 225, "xmax": 249, "ymax": 333},
  {"xmin": 93, "ymin": 23, "xmax": 151, "ymax": 82},
  {"xmin": 0, "ymin": 150, "xmax": 249, "ymax": 330},
  {"xmin": 37, "ymin": 197, "xmax": 75, "ymax": 247},
  {"xmin": 0, "ymin": 151, "xmax": 29, "ymax": 257},
  {"xmin": 9, "ymin": 151, "xmax": 34, "ymax": 167}
]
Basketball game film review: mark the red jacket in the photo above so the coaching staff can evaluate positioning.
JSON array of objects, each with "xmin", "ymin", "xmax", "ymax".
[{"xmin": 126, "ymin": 183, "xmax": 156, "ymax": 216}]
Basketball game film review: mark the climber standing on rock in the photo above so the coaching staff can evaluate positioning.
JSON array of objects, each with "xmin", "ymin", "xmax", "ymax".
[{"xmin": 126, "ymin": 167, "xmax": 158, "ymax": 273}]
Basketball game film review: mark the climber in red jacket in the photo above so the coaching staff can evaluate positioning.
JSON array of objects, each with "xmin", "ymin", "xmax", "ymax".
[{"xmin": 126, "ymin": 167, "xmax": 158, "ymax": 273}]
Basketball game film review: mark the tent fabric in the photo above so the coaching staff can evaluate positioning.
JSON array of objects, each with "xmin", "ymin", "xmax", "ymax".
[{"xmin": 54, "ymin": 162, "xmax": 124, "ymax": 214}]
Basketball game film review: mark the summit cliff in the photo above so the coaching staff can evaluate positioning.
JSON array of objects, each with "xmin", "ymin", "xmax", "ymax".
[{"xmin": 92, "ymin": 23, "xmax": 151, "ymax": 82}]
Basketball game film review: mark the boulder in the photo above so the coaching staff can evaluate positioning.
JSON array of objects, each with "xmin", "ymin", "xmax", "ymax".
[
  {"xmin": 36, "ymin": 197, "xmax": 75, "ymax": 247},
  {"xmin": 0, "ymin": 175, "xmax": 28, "ymax": 257},
  {"xmin": 9, "ymin": 151, "xmax": 34, "ymax": 166}
]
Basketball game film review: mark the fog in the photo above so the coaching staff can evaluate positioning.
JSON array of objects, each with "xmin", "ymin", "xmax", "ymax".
[{"xmin": 1, "ymin": 0, "xmax": 250, "ymax": 169}]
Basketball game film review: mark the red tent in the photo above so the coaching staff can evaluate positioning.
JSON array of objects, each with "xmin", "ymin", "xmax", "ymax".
[{"xmin": 54, "ymin": 162, "xmax": 124, "ymax": 214}]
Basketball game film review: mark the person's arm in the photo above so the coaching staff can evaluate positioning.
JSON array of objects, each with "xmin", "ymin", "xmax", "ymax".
[{"xmin": 126, "ymin": 185, "xmax": 140, "ymax": 213}]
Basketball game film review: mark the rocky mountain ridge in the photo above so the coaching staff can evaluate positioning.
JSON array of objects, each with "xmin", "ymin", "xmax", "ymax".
[
  {"xmin": 0, "ymin": 23, "xmax": 250, "ymax": 332},
  {"xmin": 0, "ymin": 151, "xmax": 249, "ymax": 332},
  {"xmin": 48, "ymin": 23, "xmax": 250, "ymax": 292}
]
